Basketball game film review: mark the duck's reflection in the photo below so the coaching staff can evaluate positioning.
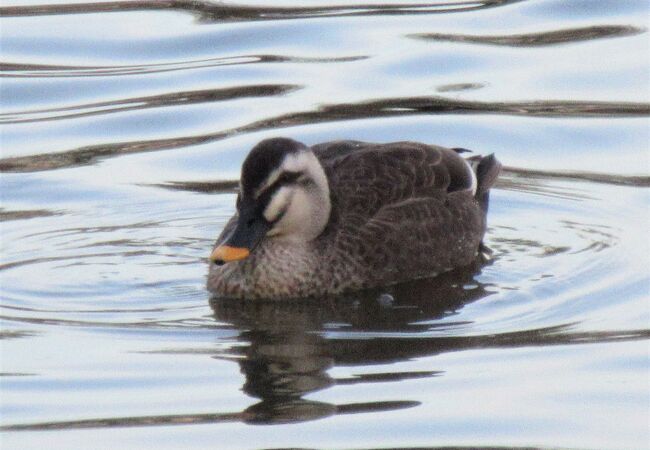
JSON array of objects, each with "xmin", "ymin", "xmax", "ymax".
[
  {"xmin": 5, "ymin": 261, "xmax": 648, "ymax": 431},
  {"xmin": 210, "ymin": 262, "xmax": 491, "ymax": 424}
]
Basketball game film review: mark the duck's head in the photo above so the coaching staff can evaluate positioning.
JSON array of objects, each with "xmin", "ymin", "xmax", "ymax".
[{"xmin": 210, "ymin": 138, "xmax": 331, "ymax": 265}]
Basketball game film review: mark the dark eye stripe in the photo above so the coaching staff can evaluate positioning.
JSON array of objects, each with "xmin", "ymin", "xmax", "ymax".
[
  {"xmin": 277, "ymin": 171, "xmax": 302, "ymax": 185},
  {"xmin": 238, "ymin": 171, "xmax": 304, "ymax": 219},
  {"xmin": 249, "ymin": 171, "xmax": 300, "ymax": 215},
  {"xmin": 264, "ymin": 171, "xmax": 302, "ymax": 197}
]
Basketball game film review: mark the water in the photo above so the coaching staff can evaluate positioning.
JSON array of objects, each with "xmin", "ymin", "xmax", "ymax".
[{"xmin": 1, "ymin": 1, "xmax": 649, "ymax": 448}]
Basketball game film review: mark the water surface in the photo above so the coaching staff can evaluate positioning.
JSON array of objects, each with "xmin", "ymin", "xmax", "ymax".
[{"xmin": 1, "ymin": 1, "xmax": 649, "ymax": 449}]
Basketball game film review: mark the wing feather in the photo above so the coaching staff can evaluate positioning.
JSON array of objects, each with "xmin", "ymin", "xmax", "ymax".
[
  {"xmin": 315, "ymin": 141, "xmax": 476, "ymax": 221},
  {"xmin": 312, "ymin": 141, "xmax": 483, "ymax": 285}
]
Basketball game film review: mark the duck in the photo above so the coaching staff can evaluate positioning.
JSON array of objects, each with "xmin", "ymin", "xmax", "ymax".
[{"xmin": 207, "ymin": 137, "xmax": 500, "ymax": 299}]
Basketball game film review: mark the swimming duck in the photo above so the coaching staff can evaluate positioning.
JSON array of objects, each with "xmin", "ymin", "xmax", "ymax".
[{"xmin": 208, "ymin": 138, "xmax": 500, "ymax": 299}]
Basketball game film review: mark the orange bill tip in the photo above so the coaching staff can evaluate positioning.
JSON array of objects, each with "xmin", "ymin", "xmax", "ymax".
[{"xmin": 210, "ymin": 245, "xmax": 250, "ymax": 262}]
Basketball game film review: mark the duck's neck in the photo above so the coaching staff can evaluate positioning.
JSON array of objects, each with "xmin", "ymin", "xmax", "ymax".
[{"xmin": 209, "ymin": 241, "xmax": 319, "ymax": 299}]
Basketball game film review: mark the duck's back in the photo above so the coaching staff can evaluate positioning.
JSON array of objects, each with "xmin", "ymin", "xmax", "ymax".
[{"xmin": 312, "ymin": 141, "xmax": 498, "ymax": 289}]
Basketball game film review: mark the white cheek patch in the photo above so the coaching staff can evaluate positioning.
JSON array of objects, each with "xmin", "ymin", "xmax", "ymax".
[
  {"xmin": 255, "ymin": 148, "xmax": 331, "ymax": 241},
  {"xmin": 269, "ymin": 188, "xmax": 313, "ymax": 240},
  {"xmin": 263, "ymin": 187, "xmax": 291, "ymax": 223},
  {"xmin": 285, "ymin": 189, "xmax": 311, "ymax": 226}
]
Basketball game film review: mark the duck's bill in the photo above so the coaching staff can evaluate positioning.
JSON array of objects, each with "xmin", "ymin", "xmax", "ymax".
[
  {"xmin": 210, "ymin": 215, "xmax": 271, "ymax": 264},
  {"xmin": 210, "ymin": 245, "xmax": 250, "ymax": 263}
]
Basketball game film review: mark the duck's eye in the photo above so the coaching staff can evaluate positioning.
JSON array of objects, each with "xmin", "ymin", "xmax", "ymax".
[{"xmin": 277, "ymin": 171, "xmax": 301, "ymax": 185}]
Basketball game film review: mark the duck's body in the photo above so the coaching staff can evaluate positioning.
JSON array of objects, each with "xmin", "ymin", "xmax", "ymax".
[{"xmin": 208, "ymin": 138, "xmax": 500, "ymax": 299}]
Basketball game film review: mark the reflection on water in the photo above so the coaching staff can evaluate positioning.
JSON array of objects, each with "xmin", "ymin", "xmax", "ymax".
[
  {"xmin": 0, "ymin": 55, "xmax": 365, "ymax": 78},
  {"xmin": 2, "ymin": 95, "xmax": 648, "ymax": 173},
  {"xmin": 1, "ymin": 0, "xmax": 649, "ymax": 447},
  {"xmin": 0, "ymin": 84, "xmax": 300, "ymax": 124},
  {"xmin": 1, "ymin": 0, "xmax": 523, "ymax": 21},
  {"xmin": 4, "ymin": 263, "xmax": 647, "ymax": 431},
  {"xmin": 0, "ymin": 208, "xmax": 59, "ymax": 221},
  {"xmin": 410, "ymin": 25, "xmax": 645, "ymax": 47}
]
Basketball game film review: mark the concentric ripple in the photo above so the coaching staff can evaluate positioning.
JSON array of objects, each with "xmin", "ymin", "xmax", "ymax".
[{"xmin": 1, "ymin": 174, "xmax": 646, "ymax": 335}]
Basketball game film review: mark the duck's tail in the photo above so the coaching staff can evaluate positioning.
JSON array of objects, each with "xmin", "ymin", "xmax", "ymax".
[{"xmin": 467, "ymin": 153, "xmax": 501, "ymax": 214}]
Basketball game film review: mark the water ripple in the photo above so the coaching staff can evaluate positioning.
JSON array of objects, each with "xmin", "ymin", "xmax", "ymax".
[
  {"xmin": 410, "ymin": 25, "xmax": 645, "ymax": 47},
  {"xmin": 0, "ymin": 175, "xmax": 644, "ymax": 334},
  {"xmin": 0, "ymin": 84, "xmax": 301, "ymax": 124},
  {"xmin": 0, "ymin": 54, "xmax": 365, "ymax": 78},
  {"xmin": 1, "ymin": 96, "xmax": 648, "ymax": 173},
  {"xmin": 0, "ymin": 0, "xmax": 525, "ymax": 21},
  {"xmin": 2, "ymin": 323, "xmax": 647, "ymax": 431}
]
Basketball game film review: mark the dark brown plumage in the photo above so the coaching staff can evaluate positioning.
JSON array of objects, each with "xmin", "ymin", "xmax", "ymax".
[{"xmin": 208, "ymin": 138, "xmax": 500, "ymax": 299}]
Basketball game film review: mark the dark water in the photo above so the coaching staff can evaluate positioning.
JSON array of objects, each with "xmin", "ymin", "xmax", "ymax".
[{"xmin": 1, "ymin": 1, "xmax": 649, "ymax": 448}]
